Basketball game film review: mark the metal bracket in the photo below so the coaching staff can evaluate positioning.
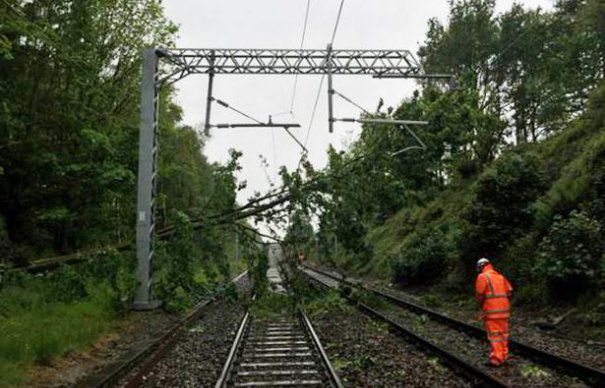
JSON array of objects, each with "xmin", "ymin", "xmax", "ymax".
[
  {"xmin": 334, "ymin": 118, "xmax": 428, "ymax": 126},
  {"xmin": 204, "ymin": 50, "xmax": 216, "ymax": 132},
  {"xmin": 326, "ymin": 44, "xmax": 335, "ymax": 133}
]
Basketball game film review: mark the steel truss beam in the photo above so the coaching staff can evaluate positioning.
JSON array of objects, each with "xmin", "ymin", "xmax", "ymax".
[{"xmin": 157, "ymin": 48, "xmax": 421, "ymax": 83}]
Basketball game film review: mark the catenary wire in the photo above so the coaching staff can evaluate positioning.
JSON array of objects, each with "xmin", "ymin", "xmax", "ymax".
[
  {"xmin": 296, "ymin": 0, "xmax": 346, "ymax": 170},
  {"xmin": 289, "ymin": 0, "xmax": 312, "ymax": 113},
  {"xmin": 329, "ymin": 0, "xmax": 346, "ymax": 45},
  {"xmin": 212, "ymin": 97, "xmax": 264, "ymax": 124}
]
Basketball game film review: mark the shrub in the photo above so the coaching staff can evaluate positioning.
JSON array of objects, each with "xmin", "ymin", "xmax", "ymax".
[
  {"xmin": 153, "ymin": 213, "xmax": 209, "ymax": 311},
  {"xmin": 537, "ymin": 210, "xmax": 604, "ymax": 301},
  {"xmin": 461, "ymin": 152, "xmax": 547, "ymax": 272},
  {"xmin": 248, "ymin": 249, "xmax": 269, "ymax": 296},
  {"xmin": 391, "ymin": 226, "xmax": 455, "ymax": 286}
]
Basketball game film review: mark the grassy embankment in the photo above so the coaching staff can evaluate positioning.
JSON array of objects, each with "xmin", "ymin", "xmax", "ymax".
[{"xmin": 0, "ymin": 233, "xmax": 246, "ymax": 387}]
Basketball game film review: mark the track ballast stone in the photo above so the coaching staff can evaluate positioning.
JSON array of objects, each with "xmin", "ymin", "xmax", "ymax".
[
  {"xmin": 134, "ymin": 299, "xmax": 245, "ymax": 387},
  {"xmin": 310, "ymin": 306, "xmax": 469, "ymax": 387}
]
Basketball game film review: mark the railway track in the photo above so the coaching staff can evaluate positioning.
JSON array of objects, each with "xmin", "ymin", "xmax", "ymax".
[
  {"xmin": 216, "ymin": 253, "xmax": 342, "ymax": 388},
  {"xmin": 80, "ymin": 270, "xmax": 250, "ymax": 388},
  {"xmin": 215, "ymin": 309, "xmax": 343, "ymax": 387},
  {"xmin": 300, "ymin": 265, "xmax": 605, "ymax": 388}
]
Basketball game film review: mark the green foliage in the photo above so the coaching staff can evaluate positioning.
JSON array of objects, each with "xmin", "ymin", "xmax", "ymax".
[
  {"xmin": 420, "ymin": 0, "xmax": 603, "ymax": 142},
  {"xmin": 283, "ymin": 209, "xmax": 316, "ymax": 260},
  {"xmin": 154, "ymin": 214, "xmax": 200, "ymax": 311},
  {"xmin": 310, "ymin": 84, "xmax": 604, "ymax": 307},
  {"xmin": 535, "ymin": 86, "xmax": 605, "ymax": 228},
  {"xmin": 462, "ymin": 153, "xmax": 547, "ymax": 269},
  {"xmin": 391, "ymin": 226, "xmax": 456, "ymax": 286},
  {"xmin": 537, "ymin": 210, "xmax": 603, "ymax": 300},
  {"xmin": 302, "ymin": 290, "xmax": 350, "ymax": 317},
  {"xmin": 0, "ymin": 0, "xmax": 273, "ymax": 384},
  {"xmin": 0, "ymin": 0, "xmax": 178, "ymax": 256},
  {"xmin": 248, "ymin": 248, "xmax": 269, "ymax": 296},
  {"xmin": 251, "ymin": 293, "xmax": 295, "ymax": 319},
  {"xmin": 0, "ymin": 250, "xmax": 135, "ymax": 314},
  {"xmin": 351, "ymin": 288, "xmax": 390, "ymax": 310},
  {"xmin": 277, "ymin": 0, "xmax": 605, "ymax": 310},
  {"xmin": 0, "ymin": 0, "xmax": 241, "ymax": 265}
]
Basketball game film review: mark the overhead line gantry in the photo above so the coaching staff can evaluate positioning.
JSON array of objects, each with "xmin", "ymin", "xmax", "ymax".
[{"xmin": 134, "ymin": 46, "xmax": 439, "ymax": 309}]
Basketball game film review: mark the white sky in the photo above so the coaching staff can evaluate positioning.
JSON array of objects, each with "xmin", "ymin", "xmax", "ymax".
[{"xmin": 163, "ymin": 0, "xmax": 553, "ymax": 228}]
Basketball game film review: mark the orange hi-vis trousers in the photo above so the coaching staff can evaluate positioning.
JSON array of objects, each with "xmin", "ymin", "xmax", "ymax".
[{"xmin": 485, "ymin": 318, "xmax": 509, "ymax": 365}]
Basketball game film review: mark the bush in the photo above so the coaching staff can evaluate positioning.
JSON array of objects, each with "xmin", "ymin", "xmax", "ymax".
[
  {"xmin": 248, "ymin": 249, "xmax": 269, "ymax": 296},
  {"xmin": 537, "ymin": 210, "xmax": 604, "ymax": 301},
  {"xmin": 391, "ymin": 226, "xmax": 455, "ymax": 286},
  {"xmin": 153, "ymin": 213, "xmax": 211, "ymax": 311},
  {"xmin": 461, "ymin": 153, "xmax": 547, "ymax": 272}
]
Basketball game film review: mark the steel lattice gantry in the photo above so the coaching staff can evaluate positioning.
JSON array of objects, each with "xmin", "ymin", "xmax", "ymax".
[
  {"xmin": 133, "ymin": 47, "xmax": 425, "ymax": 309},
  {"xmin": 158, "ymin": 48, "xmax": 422, "ymax": 81}
]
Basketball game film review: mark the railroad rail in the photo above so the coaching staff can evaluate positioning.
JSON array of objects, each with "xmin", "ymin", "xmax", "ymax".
[
  {"xmin": 215, "ymin": 308, "xmax": 343, "ymax": 387},
  {"xmin": 78, "ymin": 270, "xmax": 249, "ymax": 388},
  {"xmin": 300, "ymin": 267, "xmax": 509, "ymax": 387},
  {"xmin": 300, "ymin": 265, "xmax": 605, "ymax": 387}
]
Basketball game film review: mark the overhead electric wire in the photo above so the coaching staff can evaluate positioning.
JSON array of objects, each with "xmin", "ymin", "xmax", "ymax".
[
  {"xmin": 269, "ymin": 111, "xmax": 294, "ymax": 118},
  {"xmin": 289, "ymin": 0, "xmax": 312, "ymax": 113},
  {"xmin": 329, "ymin": 0, "xmax": 346, "ymax": 45},
  {"xmin": 332, "ymin": 88, "xmax": 427, "ymax": 155},
  {"xmin": 263, "ymin": 0, "xmax": 313, "ymax": 181},
  {"xmin": 212, "ymin": 97, "xmax": 264, "ymax": 124},
  {"xmin": 296, "ymin": 0, "xmax": 346, "ymax": 170},
  {"xmin": 301, "ymin": 75, "xmax": 326, "ymax": 151},
  {"xmin": 334, "ymin": 90, "xmax": 371, "ymax": 115}
]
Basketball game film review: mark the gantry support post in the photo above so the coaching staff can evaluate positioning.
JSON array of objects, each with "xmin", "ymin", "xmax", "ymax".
[
  {"xmin": 326, "ymin": 44, "xmax": 334, "ymax": 133},
  {"xmin": 133, "ymin": 49, "xmax": 161, "ymax": 310},
  {"xmin": 204, "ymin": 50, "xmax": 216, "ymax": 132}
]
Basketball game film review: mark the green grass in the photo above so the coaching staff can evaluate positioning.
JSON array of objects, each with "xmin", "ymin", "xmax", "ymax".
[
  {"xmin": 363, "ymin": 182, "xmax": 473, "ymax": 280},
  {"xmin": 0, "ymin": 294, "xmax": 116, "ymax": 387},
  {"xmin": 0, "ymin": 274, "xmax": 121, "ymax": 387}
]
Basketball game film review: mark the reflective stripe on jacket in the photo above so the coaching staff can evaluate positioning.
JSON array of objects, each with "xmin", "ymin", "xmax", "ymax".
[{"xmin": 474, "ymin": 264, "xmax": 513, "ymax": 319}]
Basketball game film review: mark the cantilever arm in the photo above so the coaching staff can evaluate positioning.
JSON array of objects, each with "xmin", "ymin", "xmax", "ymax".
[
  {"xmin": 335, "ymin": 118, "xmax": 429, "ymax": 126},
  {"xmin": 213, "ymin": 123, "xmax": 301, "ymax": 129}
]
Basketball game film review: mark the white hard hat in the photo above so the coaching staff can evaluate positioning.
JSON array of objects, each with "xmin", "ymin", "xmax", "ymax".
[{"xmin": 476, "ymin": 258, "xmax": 490, "ymax": 268}]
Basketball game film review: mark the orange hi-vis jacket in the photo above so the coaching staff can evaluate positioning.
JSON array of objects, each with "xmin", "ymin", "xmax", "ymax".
[{"xmin": 474, "ymin": 264, "xmax": 513, "ymax": 320}]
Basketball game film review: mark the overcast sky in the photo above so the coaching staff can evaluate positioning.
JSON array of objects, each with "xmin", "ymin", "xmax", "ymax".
[{"xmin": 163, "ymin": 0, "xmax": 553, "ymax": 229}]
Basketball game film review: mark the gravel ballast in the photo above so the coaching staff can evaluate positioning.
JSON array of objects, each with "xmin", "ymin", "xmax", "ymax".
[
  {"xmin": 306, "ymin": 266, "xmax": 596, "ymax": 387},
  {"xmin": 132, "ymin": 299, "xmax": 246, "ymax": 387},
  {"xmin": 311, "ymin": 305, "xmax": 469, "ymax": 387},
  {"xmin": 116, "ymin": 273, "xmax": 252, "ymax": 387},
  {"xmin": 372, "ymin": 285, "xmax": 605, "ymax": 373},
  {"xmin": 382, "ymin": 304, "xmax": 589, "ymax": 387}
]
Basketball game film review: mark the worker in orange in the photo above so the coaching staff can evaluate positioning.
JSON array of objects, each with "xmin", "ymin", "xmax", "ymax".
[{"xmin": 474, "ymin": 258, "xmax": 513, "ymax": 367}]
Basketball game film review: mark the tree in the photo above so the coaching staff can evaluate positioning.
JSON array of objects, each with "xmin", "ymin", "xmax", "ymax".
[{"xmin": 0, "ymin": 0, "xmax": 178, "ymax": 257}]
